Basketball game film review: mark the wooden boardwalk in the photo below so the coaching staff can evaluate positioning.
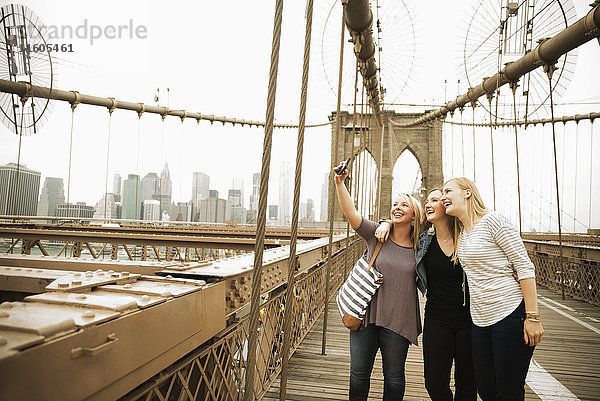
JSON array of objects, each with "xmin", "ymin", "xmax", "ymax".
[{"xmin": 263, "ymin": 287, "xmax": 600, "ymax": 400}]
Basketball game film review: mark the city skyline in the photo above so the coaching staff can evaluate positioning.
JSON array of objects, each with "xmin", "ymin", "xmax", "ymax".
[{"xmin": 0, "ymin": 161, "xmax": 319, "ymax": 224}]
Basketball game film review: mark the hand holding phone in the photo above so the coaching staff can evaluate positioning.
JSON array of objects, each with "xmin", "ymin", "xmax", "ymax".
[{"xmin": 335, "ymin": 157, "xmax": 351, "ymax": 176}]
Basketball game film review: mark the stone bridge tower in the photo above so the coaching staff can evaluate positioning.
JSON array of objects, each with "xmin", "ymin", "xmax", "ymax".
[{"xmin": 330, "ymin": 110, "xmax": 444, "ymax": 222}]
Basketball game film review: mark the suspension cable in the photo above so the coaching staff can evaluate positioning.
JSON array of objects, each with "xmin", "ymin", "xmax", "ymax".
[
  {"xmin": 135, "ymin": 114, "xmax": 142, "ymax": 221},
  {"xmin": 573, "ymin": 121, "xmax": 579, "ymax": 231},
  {"xmin": 279, "ymin": 1, "xmax": 313, "ymax": 398},
  {"xmin": 511, "ymin": 84, "xmax": 523, "ymax": 234},
  {"xmin": 103, "ymin": 103, "xmax": 115, "ymax": 220},
  {"xmin": 590, "ymin": 119, "xmax": 595, "ymax": 230},
  {"xmin": 65, "ymin": 101, "xmax": 78, "ymax": 218},
  {"xmin": 546, "ymin": 64, "xmax": 565, "ymax": 300},
  {"xmin": 245, "ymin": 0, "xmax": 284, "ymax": 398},
  {"xmin": 12, "ymin": 98, "xmax": 26, "ymax": 217},
  {"xmin": 460, "ymin": 108, "xmax": 465, "ymax": 176},
  {"xmin": 471, "ymin": 102, "xmax": 476, "ymax": 182},
  {"xmin": 487, "ymin": 95, "xmax": 497, "ymax": 210}
]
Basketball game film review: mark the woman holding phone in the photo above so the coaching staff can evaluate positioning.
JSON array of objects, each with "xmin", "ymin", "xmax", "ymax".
[
  {"xmin": 376, "ymin": 189, "xmax": 477, "ymax": 401},
  {"xmin": 441, "ymin": 177, "xmax": 543, "ymax": 401},
  {"xmin": 333, "ymin": 160, "xmax": 424, "ymax": 401}
]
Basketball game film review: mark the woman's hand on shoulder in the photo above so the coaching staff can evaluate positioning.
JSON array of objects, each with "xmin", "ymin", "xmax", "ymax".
[
  {"xmin": 524, "ymin": 319, "xmax": 544, "ymax": 347},
  {"xmin": 375, "ymin": 220, "xmax": 391, "ymax": 243}
]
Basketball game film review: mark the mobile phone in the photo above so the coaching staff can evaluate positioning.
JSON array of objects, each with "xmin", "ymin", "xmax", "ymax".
[{"xmin": 336, "ymin": 157, "xmax": 351, "ymax": 175}]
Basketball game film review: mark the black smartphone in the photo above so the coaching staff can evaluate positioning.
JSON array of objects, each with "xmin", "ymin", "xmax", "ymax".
[{"xmin": 336, "ymin": 157, "xmax": 351, "ymax": 175}]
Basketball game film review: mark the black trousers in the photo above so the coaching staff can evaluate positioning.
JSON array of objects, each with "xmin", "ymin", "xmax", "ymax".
[
  {"xmin": 422, "ymin": 318, "xmax": 477, "ymax": 401},
  {"xmin": 470, "ymin": 301, "xmax": 535, "ymax": 401}
]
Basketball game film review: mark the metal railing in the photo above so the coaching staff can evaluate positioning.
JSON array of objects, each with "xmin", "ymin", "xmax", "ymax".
[
  {"xmin": 121, "ymin": 239, "xmax": 364, "ymax": 401},
  {"xmin": 525, "ymin": 239, "xmax": 600, "ymax": 306}
]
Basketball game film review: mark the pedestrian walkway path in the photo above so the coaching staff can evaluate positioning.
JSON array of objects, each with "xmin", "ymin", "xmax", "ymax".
[{"xmin": 263, "ymin": 287, "xmax": 600, "ymax": 400}]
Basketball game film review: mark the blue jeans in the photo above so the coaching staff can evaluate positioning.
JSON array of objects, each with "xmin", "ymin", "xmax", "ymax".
[
  {"xmin": 350, "ymin": 324, "xmax": 410, "ymax": 400},
  {"xmin": 471, "ymin": 301, "xmax": 535, "ymax": 401}
]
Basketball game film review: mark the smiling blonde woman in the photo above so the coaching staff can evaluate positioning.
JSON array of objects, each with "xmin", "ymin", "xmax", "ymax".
[
  {"xmin": 441, "ymin": 177, "xmax": 543, "ymax": 401},
  {"xmin": 333, "ymin": 160, "xmax": 424, "ymax": 401}
]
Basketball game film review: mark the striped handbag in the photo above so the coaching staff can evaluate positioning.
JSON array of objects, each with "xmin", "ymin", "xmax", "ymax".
[{"xmin": 336, "ymin": 241, "xmax": 384, "ymax": 330}]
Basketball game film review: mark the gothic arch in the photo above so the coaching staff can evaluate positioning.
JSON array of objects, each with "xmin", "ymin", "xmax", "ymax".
[{"xmin": 331, "ymin": 110, "xmax": 444, "ymax": 221}]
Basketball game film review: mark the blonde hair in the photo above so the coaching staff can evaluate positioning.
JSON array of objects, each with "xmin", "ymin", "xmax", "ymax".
[
  {"xmin": 394, "ymin": 193, "xmax": 424, "ymax": 249},
  {"xmin": 444, "ymin": 177, "xmax": 488, "ymax": 263}
]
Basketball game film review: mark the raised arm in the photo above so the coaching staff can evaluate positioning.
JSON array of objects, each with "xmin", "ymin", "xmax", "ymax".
[{"xmin": 333, "ymin": 162, "xmax": 362, "ymax": 229}]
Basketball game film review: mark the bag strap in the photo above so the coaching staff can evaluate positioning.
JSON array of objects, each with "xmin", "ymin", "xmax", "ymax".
[{"xmin": 366, "ymin": 241, "xmax": 383, "ymax": 271}]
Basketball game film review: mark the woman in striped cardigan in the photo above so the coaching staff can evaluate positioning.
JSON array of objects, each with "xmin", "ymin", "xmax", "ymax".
[{"xmin": 441, "ymin": 177, "xmax": 544, "ymax": 401}]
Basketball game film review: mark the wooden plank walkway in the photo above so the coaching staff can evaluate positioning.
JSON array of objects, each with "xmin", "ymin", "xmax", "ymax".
[{"xmin": 263, "ymin": 287, "xmax": 600, "ymax": 400}]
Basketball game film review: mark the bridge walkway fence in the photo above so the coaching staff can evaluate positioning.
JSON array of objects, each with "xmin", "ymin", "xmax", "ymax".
[
  {"xmin": 524, "ymin": 239, "xmax": 600, "ymax": 306},
  {"xmin": 121, "ymin": 238, "xmax": 365, "ymax": 401}
]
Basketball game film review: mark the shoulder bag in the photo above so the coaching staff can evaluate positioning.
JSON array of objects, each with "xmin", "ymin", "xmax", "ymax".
[{"xmin": 336, "ymin": 241, "xmax": 384, "ymax": 331}]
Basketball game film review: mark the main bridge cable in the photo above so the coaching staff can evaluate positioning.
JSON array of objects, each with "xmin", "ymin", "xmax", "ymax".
[
  {"xmin": 244, "ymin": 0, "xmax": 284, "ymax": 399},
  {"xmin": 279, "ymin": 0, "xmax": 313, "ymax": 399},
  {"xmin": 0, "ymin": 79, "xmax": 332, "ymax": 130},
  {"xmin": 395, "ymin": 4, "xmax": 600, "ymax": 128},
  {"xmin": 344, "ymin": 0, "xmax": 382, "ymax": 117}
]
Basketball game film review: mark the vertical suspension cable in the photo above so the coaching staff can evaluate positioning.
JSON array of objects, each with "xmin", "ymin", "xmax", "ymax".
[
  {"xmin": 460, "ymin": 108, "xmax": 465, "ymax": 176},
  {"xmin": 561, "ymin": 121, "xmax": 566, "ymax": 227},
  {"xmin": 511, "ymin": 85, "xmax": 522, "ymax": 234},
  {"xmin": 11, "ymin": 99, "xmax": 26, "ymax": 217},
  {"xmin": 279, "ymin": 1, "xmax": 313, "ymax": 398},
  {"xmin": 573, "ymin": 121, "xmax": 579, "ymax": 232},
  {"xmin": 487, "ymin": 97, "xmax": 496, "ymax": 210},
  {"xmin": 450, "ymin": 112, "xmax": 454, "ymax": 178},
  {"xmin": 65, "ymin": 107, "xmax": 76, "ymax": 218},
  {"xmin": 322, "ymin": 0, "xmax": 346, "ymax": 356},
  {"xmin": 589, "ymin": 119, "xmax": 594, "ymax": 230},
  {"xmin": 377, "ymin": 110, "xmax": 384, "ymax": 220},
  {"xmin": 159, "ymin": 116, "xmax": 166, "ymax": 221},
  {"xmin": 103, "ymin": 110, "xmax": 114, "ymax": 220},
  {"xmin": 178, "ymin": 120, "xmax": 184, "ymax": 221},
  {"xmin": 546, "ymin": 67, "xmax": 565, "ymax": 300},
  {"xmin": 135, "ymin": 115, "xmax": 142, "ymax": 221},
  {"xmin": 245, "ymin": 0, "xmax": 284, "ymax": 398},
  {"xmin": 344, "ymin": 59, "xmax": 360, "ymax": 283},
  {"xmin": 472, "ymin": 103, "xmax": 476, "ymax": 182}
]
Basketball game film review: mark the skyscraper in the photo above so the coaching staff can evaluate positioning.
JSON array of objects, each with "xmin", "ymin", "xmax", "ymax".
[
  {"xmin": 122, "ymin": 174, "xmax": 142, "ymax": 219},
  {"xmin": 112, "ymin": 173, "xmax": 122, "ymax": 202},
  {"xmin": 192, "ymin": 172, "xmax": 209, "ymax": 202},
  {"xmin": 56, "ymin": 202, "xmax": 94, "ymax": 218},
  {"xmin": 232, "ymin": 177, "xmax": 244, "ymax": 208},
  {"xmin": 93, "ymin": 193, "xmax": 119, "ymax": 220},
  {"xmin": 141, "ymin": 173, "xmax": 160, "ymax": 203},
  {"xmin": 143, "ymin": 200, "xmax": 160, "ymax": 220},
  {"xmin": 228, "ymin": 189, "xmax": 242, "ymax": 208},
  {"xmin": 0, "ymin": 163, "xmax": 41, "ymax": 216},
  {"xmin": 279, "ymin": 162, "xmax": 292, "ymax": 226},
  {"xmin": 37, "ymin": 177, "xmax": 65, "ymax": 217},
  {"xmin": 249, "ymin": 172, "xmax": 260, "ymax": 211},
  {"xmin": 320, "ymin": 173, "xmax": 329, "ymax": 222},
  {"xmin": 159, "ymin": 163, "xmax": 172, "ymax": 217},
  {"xmin": 300, "ymin": 199, "xmax": 315, "ymax": 223}
]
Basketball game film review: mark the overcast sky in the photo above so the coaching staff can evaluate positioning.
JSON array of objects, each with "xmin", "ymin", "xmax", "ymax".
[{"xmin": 0, "ymin": 0, "xmax": 598, "ymax": 230}]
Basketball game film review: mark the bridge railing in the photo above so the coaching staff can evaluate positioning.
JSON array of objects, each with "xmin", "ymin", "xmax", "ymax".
[
  {"xmin": 121, "ymin": 237, "xmax": 364, "ymax": 401},
  {"xmin": 525, "ymin": 240, "xmax": 600, "ymax": 306}
]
